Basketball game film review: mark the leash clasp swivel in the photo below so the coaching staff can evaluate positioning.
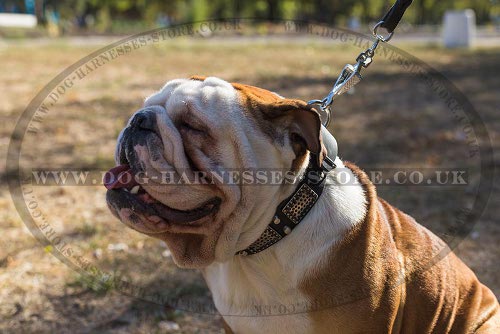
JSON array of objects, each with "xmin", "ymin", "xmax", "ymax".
[{"xmin": 308, "ymin": 22, "xmax": 393, "ymax": 127}]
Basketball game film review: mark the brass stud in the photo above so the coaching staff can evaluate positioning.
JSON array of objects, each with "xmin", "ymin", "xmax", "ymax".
[
  {"xmin": 284, "ymin": 226, "xmax": 291, "ymax": 235},
  {"xmin": 273, "ymin": 216, "xmax": 280, "ymax": 225}
]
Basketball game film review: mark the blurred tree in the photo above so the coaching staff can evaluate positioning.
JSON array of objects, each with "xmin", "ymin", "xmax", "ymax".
[
  {"xmin": 266, "ymin": 0, "xmax": 281, "ymax": 19},
  {"xmin": 34, "ymin": 0, "xmax": 498, "ymax": 31}
]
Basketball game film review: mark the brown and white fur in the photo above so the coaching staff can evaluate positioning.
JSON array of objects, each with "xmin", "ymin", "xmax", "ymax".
[{"xmin": 106, "ymin": 76, "xmax": 500, "ymax": 333}]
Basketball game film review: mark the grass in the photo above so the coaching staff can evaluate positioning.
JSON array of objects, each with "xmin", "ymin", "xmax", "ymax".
[{"xmin": 0, "ymin": 37, "xmax": 498, "ymax": 332}]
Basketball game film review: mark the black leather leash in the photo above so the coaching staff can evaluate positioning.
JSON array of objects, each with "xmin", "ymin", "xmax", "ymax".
[{"xmin": 380, "ymin": 0, "xmax": 413, "ymax": 33}]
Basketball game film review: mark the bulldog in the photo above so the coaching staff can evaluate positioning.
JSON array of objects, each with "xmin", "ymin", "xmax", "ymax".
[{"xmin": 105, "ymin": 76, "xmax": 499, "ymax": 333}]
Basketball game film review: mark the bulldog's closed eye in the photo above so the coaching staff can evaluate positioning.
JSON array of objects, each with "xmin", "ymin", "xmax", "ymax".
[{"xmin": 179, "ymin": 120, "xmax": 205, "ymax": 135}]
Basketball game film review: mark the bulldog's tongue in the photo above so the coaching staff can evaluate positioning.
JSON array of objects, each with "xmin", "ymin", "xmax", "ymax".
[{"xmin": 104, "ymin": 164, "xmax": 139, "ymax": 190}]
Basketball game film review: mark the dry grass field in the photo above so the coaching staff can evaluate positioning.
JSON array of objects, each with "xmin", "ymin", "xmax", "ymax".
[{"xmin": 0, "ymin": 36, "xmax": 498, "ymax": 333}]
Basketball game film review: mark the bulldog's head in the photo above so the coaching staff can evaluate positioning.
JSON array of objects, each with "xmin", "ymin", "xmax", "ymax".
[{"xmin": 105, "ymin": 76, "xmax": 326, "ymax": 268}]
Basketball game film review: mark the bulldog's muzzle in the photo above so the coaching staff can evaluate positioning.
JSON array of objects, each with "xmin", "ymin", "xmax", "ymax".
[{"xmin": 104, "ymin": 106, "xmax": 221, "ymax": 233}]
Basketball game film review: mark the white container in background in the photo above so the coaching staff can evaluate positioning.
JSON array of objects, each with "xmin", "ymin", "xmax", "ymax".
[
  {"xmin": 0, "ymin": 13, "xmax": 37, "ymax": 28},
  {"xmin": 442, "ymin": 9, "xmax": 476, "ymax": 48}
]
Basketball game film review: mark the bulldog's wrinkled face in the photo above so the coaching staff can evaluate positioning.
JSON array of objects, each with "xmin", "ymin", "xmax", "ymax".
[{"xmin": 105, "ymin": 76, "xmax": 325, "ymax": 268}]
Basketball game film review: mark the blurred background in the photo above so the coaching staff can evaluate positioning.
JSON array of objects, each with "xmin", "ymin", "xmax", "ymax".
[
  {"xmin": 0, "ymin": 0, "xmax": 498, "ymax": 36},
  {"xmin": 0, "ymin": 1, "xmax": 499, "ymax": 333}
]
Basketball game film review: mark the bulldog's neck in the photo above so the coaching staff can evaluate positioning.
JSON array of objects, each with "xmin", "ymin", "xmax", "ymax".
[{"xmin": 202, "ymin": 157, "xmax": 367, "ymax": 331}]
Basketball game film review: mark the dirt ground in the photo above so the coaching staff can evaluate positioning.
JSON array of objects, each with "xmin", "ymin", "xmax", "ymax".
[{"xmin": 0, "ymin": 36, "xmax": 498, "ymax": 333}]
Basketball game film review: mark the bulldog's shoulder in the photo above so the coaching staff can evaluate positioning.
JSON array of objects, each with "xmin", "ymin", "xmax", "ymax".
[{"xmin": 340, "ymin": 162, "xmax": 500, "ymax": 332}]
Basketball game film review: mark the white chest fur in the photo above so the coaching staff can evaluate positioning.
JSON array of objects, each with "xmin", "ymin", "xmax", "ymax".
[{"xmin": 202, "ymin": 158, "xmax": 367, "ymax": 333}]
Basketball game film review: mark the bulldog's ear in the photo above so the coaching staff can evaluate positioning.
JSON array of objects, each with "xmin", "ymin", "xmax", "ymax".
[
  {"xmin": 260, "ymin": 104, "xmax": 327, "ymax": 166},
  {"xmin": 232, "ymin": 82, "xmax": 326, "ymax": 166},
  {"xmin": 287, "ymin": 106, "xmax": 326, "ymax": 166}
]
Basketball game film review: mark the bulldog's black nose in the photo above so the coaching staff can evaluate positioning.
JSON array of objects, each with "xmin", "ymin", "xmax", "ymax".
[{"xmin": 130, "ymin": 110, "xmax": 156, "ymax": 132}]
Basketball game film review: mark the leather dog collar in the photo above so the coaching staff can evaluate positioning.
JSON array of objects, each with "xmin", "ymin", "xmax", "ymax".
[{"xmin": 236, "ymin": 126, "xmax": 337, "ymax": 256}]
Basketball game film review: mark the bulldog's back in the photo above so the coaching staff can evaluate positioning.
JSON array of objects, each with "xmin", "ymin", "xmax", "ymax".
[
  {"xmin": 297, "ymin": 162, "xmax": 500, "ymax": 333},
  {"xmin": 379, "ymin": 197, "xmax": 500, "ymax": 333}
]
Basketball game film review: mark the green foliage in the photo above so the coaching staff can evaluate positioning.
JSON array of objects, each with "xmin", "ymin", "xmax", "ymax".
[
  {"xmin": 67, "ymin": 272, "xmax": 116, "ymax": 296},
  {"xmin": 41, "ymin": 0, "xmax": 498, "ymax": 26},
  {"xmin": 190, "ymin": 0, "xmax": 209, "ymax": 21}
]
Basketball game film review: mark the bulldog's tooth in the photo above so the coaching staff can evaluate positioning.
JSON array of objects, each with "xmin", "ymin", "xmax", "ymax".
[
  {"xmin": 130, "ymin": 185, "xmax": 140, "ymax": 194},
  {"xmin": 148, "ymin": 215, "xmax": 162, "ymax": 223},
  {"xmin": 123, "ymin": 188, "xmax": 129, "ymax": 192}
]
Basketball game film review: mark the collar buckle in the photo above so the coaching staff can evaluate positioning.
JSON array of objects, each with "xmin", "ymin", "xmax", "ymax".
[{"xmin": 322, "ymin": 155, "xmax": 336, "ymax": 173}]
